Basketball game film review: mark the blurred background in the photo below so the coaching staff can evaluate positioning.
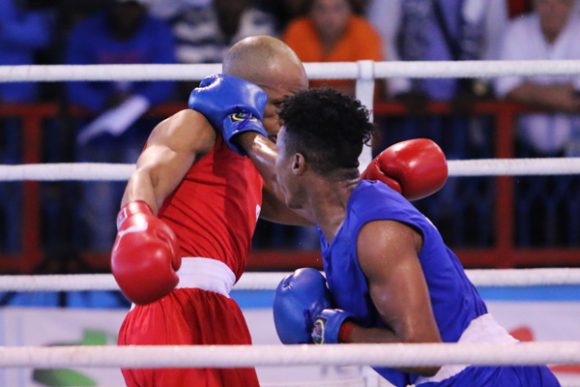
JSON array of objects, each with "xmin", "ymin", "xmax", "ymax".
[{"xmin": 0, "ymin": 0, "xmax": 578, "ymax": 307}]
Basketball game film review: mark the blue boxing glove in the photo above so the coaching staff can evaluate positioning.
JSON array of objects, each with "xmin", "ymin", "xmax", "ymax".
[
  {"xmin": 188, "ymin": 73, "xmax": 268, "ymax": 155},
  {"xmin": 311, "ymin": 309, "xmax": 353, "ymax": 344},
  {"xmin": 273, "ymin": 268, "xmax": 353, "ymax": 344},
  {"xmin": 273, "ymin": 268, "xmax": 332, "ymax": 344}
]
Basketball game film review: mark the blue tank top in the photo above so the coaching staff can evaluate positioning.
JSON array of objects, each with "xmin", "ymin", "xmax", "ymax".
[{"xmin": 319, "ymin": 180, "xmax": 487, "ymax": 386}]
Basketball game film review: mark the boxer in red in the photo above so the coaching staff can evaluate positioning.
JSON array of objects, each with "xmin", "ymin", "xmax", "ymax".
[
  {"xmin": 112, "ymin": 36, "xmax": 309, "ymax": 387},
  {"xmin": 112, "ymin": 35, "xmax": 447, "ymax": 386}
]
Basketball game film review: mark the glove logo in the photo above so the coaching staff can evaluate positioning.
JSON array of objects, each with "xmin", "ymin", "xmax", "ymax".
[
  {"xmin": 230, "ymin": 112, "xmax": 258, "ymax": 122},
  {"xmin": 311, "ymin": 317, "xmax": 326, "ymax": 344}
]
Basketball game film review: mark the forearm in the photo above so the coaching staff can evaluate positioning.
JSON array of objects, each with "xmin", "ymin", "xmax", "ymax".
[
  {"xmin": 237, "ymin": 132, "xmax": 278, "ymax": 191},
  {"xmin": 121, "ymin": 148, "xmax": 197, "ymax": 215},
  {"xmin": 343, "ymin": 322, "xmax": 398, "ymax": 344},
  {"xmin": 343, "ymin": 323, "xmax": 440, "ymax": 376},
  {"xmin": 505, "ymin": 82, "xmax": 550, "ymax": 106},
  {"xmin": 119, "ymin": 109, "xmax": 213, "ymax": 215},
  {"xmin": 236, "ymin": 133, "xmax": 313, "ymax": 225},
  {"xmin": 507, "ymin": 82, "xmax": 575, "ymax": 110},
  {"xmin": 121, "ymin": 169, "xmax": 161, "ymax": 214}
]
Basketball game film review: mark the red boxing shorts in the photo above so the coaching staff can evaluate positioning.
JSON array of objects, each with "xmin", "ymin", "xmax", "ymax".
[{"xmin": 118, "ymin": 258, "xmax": 259, "ymax": 387}]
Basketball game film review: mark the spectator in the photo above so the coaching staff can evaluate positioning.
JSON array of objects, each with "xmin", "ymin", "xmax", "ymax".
[
  {"xmin": 0, "ymin": 0, "xmax": 52, "ymax": 252},
  {"xmin": 283, "ymin": 0, "xmax": 383, "ymax": 97},
  {"xmin": 0, "ymin": 0, "xmax": 52, "ymax": 103},
  {"xmin": 273, "ymin": 0, "xmax": 382, "ymax": 250},
  {"xmin": 155, "ymin": 0, "xmax": 277, "ymax": 65},
  {"xmin": 65, "ymin": 0, "xmax": 176, "ymax": 251},
  {"xmin": 367, "ymin": 0, "xmax": 507, "ymax": 103},
  {"xmin": 496, "ymin": 0, "xmax": 580, "ymax": 157},
  {"xmin": 141, "ymin": 0, "xmax": 212, "ymax": 21},
  {"xmin": 495, "ymin": 0, "xmax": 580, "ymax": 247},
  {"xmin": 256, "ymin": 0, "xmax": 309, "ymax": 32},
  {"xmin": 368, "ymin": 0, "xmax": 508, "ymax": 248}
]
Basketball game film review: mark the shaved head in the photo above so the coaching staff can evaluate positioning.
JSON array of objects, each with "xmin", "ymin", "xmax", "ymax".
[
  {"xmin": 223, "ymin": 36, "xmax": 308, "ymax": 137},
  {"xmin": 223, "ymin": 36, "xmax": 307, "ymax": 89}
]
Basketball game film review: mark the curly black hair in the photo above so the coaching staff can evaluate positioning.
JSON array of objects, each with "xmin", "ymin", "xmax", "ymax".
[{"xmin": 279, "ymin": 87, "xmax": 373, "ymax": 176}]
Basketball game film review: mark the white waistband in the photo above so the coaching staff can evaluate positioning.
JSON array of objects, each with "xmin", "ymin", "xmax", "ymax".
[
  {"xmin": 415, "ymin": 313, "xmax": 517, "ymax": 385},
  {"xmin": 175, "ymin": 257, "xmax": 236, "ymax": 298}
]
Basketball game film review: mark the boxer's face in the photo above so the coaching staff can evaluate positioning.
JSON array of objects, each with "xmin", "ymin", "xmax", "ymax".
[
  {"xmin": 275, "ymin": 127, "xmax": 306, "ymax": 209},
  {"xmin": 260, "ymin": 70, "xmax": 308, "ymax": 142},
  {"xmin": 535, "ymin": 0, "xmax": 573, "ymax": 40},
  {"xmin": 311, "ymin": 0, "xmax": 351, "ymax": 43}
]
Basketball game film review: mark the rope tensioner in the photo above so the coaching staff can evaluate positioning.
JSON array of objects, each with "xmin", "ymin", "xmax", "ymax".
[{"xmin": 0, "ymin": 342, "xmax": 578, "ymax": 368}]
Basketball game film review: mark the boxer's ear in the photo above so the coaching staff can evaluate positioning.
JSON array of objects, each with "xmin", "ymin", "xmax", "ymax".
[{"xmin": 291, "ymin": 153, "xmax": 306, "ymax": 175}]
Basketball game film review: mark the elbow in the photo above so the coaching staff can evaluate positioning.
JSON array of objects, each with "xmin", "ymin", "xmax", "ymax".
[
  {"xmin": 418, "ymin": 366, "xmax": 441, "ymax": 377},
  {"xmin": 400, "ymin": 328, "xmax": 442, "ymax": 377},
  {"xmin": 402, "ymin": 333, "xmax": 441, "ymax": 377}
]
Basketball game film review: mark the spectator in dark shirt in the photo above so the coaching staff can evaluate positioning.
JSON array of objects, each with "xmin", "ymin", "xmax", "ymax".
[
  {"xmin": 255, "ymin": 0, "xmax": 309, "ymax": 32},
  {"xmin": 146, "ymin": 0, "xmax": 276, "ymax": 65},
  {"xmin": 0, "ymin": 0, "xmax": 52, "ymax": 252},
  {"xmin": 0, "ymin": 0, "xmax": 52, "ymax": 102},
  {"xmin": 65, "ymin": 0, "xmax": 176, "ymax": 251}
]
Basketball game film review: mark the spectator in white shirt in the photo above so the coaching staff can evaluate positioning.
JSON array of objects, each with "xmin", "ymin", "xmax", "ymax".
[
  {"xmin": 366, "ymin": 0, "xmax": 507, "ymax": 103},
  {"xmin": 495, "ymin": 0, "xmax": 580, "ymax": 156}
]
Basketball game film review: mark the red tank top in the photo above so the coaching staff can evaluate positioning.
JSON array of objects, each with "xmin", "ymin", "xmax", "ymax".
[{"xmin": 158, "ymin": 137, "xmax": 263, "ymax": 279}]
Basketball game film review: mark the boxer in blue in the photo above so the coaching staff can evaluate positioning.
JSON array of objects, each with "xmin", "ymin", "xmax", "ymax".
[
  {"xmin": 203, "ymin": 73, "xmax": 559, "ymax": 385},
  {"xmin": 267, "ymin": 88, "xmax": 560, "ymax": 387}
]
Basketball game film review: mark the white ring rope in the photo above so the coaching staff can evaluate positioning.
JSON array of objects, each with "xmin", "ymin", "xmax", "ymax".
[
  {"xmin": 0, "ymin": 269, "xmax": 579, "ymax": 292},
  {"xmin": 2, "ymin": 60, "xmax": 578, "ymax": 382},
  {"xmin": 0, "ymin": 163, "xmax": 135, "ymax": 182},
  {"xmin": 447, "ymin": 158, "xmax": 580, "ymax": 176},
  {"xmin": 1, "ymin": 158, "xmax": 579, "ymax": 181},
  {"xmin": 0, "ymin": 342, "xmax": 578, "ymax": 368},
  {"xmin": 0, "ymin": 163, "xmax": 135, "ymax": 181},
  {"xmin": 4, "ymin": 60, "xmax": 580, "ymax": 82}
]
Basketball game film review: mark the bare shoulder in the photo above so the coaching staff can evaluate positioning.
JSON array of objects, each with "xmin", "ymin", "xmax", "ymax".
[
  {"xmin": 359, "ymin": 220, "xmax": 422, "ymax": 251},
  {"xmin": 357, "ymin": 220, "xmax": 423, "ymax": 280},
  {"xmin": 148, "ymin": 109, "xmax": 216, "ymax": 154}
]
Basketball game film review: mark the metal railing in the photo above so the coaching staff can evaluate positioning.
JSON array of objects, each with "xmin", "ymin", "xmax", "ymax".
[{"xmin": 0, "ymin": 101, "xmax": 578, "ymax": 273}]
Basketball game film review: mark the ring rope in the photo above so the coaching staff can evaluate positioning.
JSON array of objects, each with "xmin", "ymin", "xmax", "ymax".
[
  {"xmin": 0, "ymin": 269, "xmax": 578, "ymax": 292},
  {"xmin": 0, "ymin": 163, "xmax": 135, "ymax": 182},
  {"xmin": 3, "ymin": 60, "xmax": 580, "ymax": 82},
  {"xmin": 1, "ymin": 158, "xmax": 579, "ymax": 181},
  {"xmin": 1, "ymin": 59, "xmax": 577, "ymax": 382},
  {"xmin": 0, "ymin": 342, "xmax": 578, "ymax": 368}
]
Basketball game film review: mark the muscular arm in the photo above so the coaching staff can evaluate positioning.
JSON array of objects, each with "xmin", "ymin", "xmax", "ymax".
[
  {"xmin": 238, "ymin": 133, "xmax": 314, "ymax": 226},
  {"xmin": 346, "ymin": 220, "xmax": 442, "ymax": 376},
  {"xmin": 121, "ymin": 109, "xmax": 216, "ymax": 213}
]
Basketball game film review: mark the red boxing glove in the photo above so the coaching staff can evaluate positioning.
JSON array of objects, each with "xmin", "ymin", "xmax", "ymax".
[
  {"xmin": 362, "ymin": 139, "xmax": 448, "ymax": 201},
  {"xmin": 111, "ymin": 201, "xmax": 181, "ymax": 305}
]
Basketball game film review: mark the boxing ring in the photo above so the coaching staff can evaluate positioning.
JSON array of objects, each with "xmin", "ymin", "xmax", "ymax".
[{"xmin": 0, "ymin": 60, "xmax": 580, "ymax": 386}]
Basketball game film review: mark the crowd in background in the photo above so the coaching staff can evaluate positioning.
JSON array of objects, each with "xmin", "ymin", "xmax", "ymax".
[{"xmin": 0, "ymin": 0, "xmax": 579, "ymax": 261}]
